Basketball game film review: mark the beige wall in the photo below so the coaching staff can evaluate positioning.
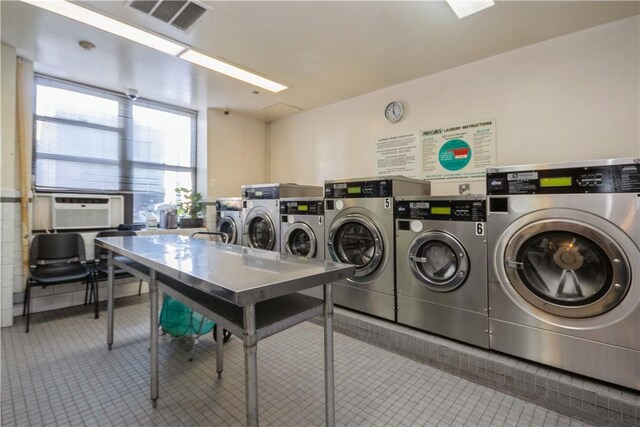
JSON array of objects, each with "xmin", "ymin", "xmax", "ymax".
[
  {"xmin": 269, "ymin": 16, "xmax": 640, "ymax": 195},
  {"xmin": 207, "ymin": 108, "xmax": 267, "ymax": 199}
]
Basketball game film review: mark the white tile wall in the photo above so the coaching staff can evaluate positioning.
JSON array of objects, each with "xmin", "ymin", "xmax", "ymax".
[{"xmin": 0, "ymin": 194, "xmax": 21, "ymax": 327}]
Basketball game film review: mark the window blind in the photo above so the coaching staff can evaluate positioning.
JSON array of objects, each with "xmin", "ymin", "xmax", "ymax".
[{"xmin": 33, "ymin": 75, "xmax": 197, "ymax": 222}]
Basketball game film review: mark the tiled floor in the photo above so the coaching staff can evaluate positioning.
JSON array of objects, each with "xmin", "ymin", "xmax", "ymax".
[{"xmin": 1, "ymin": 295, "xmax": 592, "ymax": 426}]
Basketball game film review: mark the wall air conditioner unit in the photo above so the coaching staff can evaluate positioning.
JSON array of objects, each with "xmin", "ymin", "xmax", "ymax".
[{"xmin": 51, "ymin": 194, "xmax": 111, "ymax": 230}]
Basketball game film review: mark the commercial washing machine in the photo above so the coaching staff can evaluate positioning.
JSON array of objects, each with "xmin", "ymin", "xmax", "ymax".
[
  {"xmin": 324, "ymin": 176, "xmax": 431, "ymax": 321},
  {"xmin": 280, "ymin": 197, "xmax": 325, "ymax": 299},
  {"xmin": 395, "ymin": 195, "xmax": 488, "ymax": 348},
  {"xmin": 242, "ymin": 183, "xmax": 322, "ymax": 251},
  {"xmin": 215, "ymin": 197, "xmax": 243, "ymax": 245},
  {"xmin": 487, "ymin": 158, "xmax": 640, "ymax": 390}
]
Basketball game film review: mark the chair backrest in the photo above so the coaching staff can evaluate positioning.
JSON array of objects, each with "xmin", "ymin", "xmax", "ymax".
[
  {"xmin": 95, "ymin": 230, "xmax": 137, "ymax": 260},
  {"xmin": 191, "ymin": 231, "xmax": 229, "ymax": 244},
  {"xmin": 29, "ymin": 233, "xmax": 86, "ymax": 267}
]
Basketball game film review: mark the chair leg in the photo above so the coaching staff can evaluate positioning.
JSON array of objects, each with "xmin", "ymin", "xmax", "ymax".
[
  {"xmin": 138, "ymin": 280, "xmax": 142, "ymax": 296},
  {"xmin": 22, "ymin": 278, "xmax": 29, "ymax": 316},
  {"xmin": 93, "ymin": 273, "xmax": 100, "ymax": 319},
  {"xmin": 84, "ymin": 279, "xmax": 90, "ymax": 305},
  {"xmin": 25, "ymin": 280, "xmax": 32, "ymax": 333}
]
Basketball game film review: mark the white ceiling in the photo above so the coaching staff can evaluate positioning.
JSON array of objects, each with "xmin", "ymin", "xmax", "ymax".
[{"xmin": 1, "ymin": 1, "xmax": 638, "ymax": 121}]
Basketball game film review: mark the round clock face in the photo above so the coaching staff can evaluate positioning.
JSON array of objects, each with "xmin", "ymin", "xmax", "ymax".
[{"xmin": 384, "ymin": 101, "xmax": 404, "ymax": 123}]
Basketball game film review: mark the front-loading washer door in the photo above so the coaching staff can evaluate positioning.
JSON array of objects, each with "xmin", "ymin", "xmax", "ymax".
[
  {"xmin": 504, "ymin": 219, "xmax": 631, "ymax": 318},
  {"xmin": 217, "ymin": 217, "xmax": 237, "ymax": 244},
  {"xmin": 283, "ymin": 222, "xmax": 316, "ymax": 258},
  {"xmin": 328, "ymin": 214, "xmax": 384, "ymax": 278},
  {"xmin": 245, "ymin": 211, "xmax": 276, "ymax": 250},
  {"xmin": 408, "ymin": 231, "xmax": 468, "ymax": 292}
]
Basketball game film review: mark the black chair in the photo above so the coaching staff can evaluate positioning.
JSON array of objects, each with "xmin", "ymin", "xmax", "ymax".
[
  {"xmin": 90, "ymin": 230, "xmax": 145, "ymax": 317},
  {"xmin": 24, "ymin": 233, "xmax": 96, "ymax": 333}
]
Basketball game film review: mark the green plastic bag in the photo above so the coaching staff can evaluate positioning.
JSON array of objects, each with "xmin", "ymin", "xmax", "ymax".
[{"xmin": 159, "ymin": 294, "xmax": 215, "ymax": 337}]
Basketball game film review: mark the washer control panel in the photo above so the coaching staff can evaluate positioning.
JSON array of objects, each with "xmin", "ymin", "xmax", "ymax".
[
  {"xmin": 280, "ymin": 200, "xmax": 324, "ymax": 215},
  {"xmin": 242, "ymin": 185, "xmax": 279, "ymax": 199},
  {"xmin": 487, "ymin": 163, "xmax": 640, "ymax": 195},
  {"xmin": 325, "ymin": 179, "xmax": 392, "ymax": 198},
  {"xmin": 396, "ymin": 199, "xmax": 486, "ymax": 222}
]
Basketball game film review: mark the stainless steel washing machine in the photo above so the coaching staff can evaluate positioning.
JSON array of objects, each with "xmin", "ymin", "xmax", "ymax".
[
  {"xmin": 280, "ymin": 198, "xmax": 325, "ymax": 259},
  {"xmin": 242, "ymin": 183, "xmax": 322, "ymax": 251},
  {"xmin": 395, "ymin": 196, "xmax": 488, "ymax": 348},
  {"xmin": 280, "ymin": 197, "xmax": 325, "ymax": 299},
  {"xmin": 324, "ymin": 176, "xmax": 431, "ymax": 321},
  {"xmin": 487, "ymin": 158, "xmax": 640, "ymax": 390},
  {"xmin": 216, "ymin": 197, "xmax": 243, "ymax": 245}
]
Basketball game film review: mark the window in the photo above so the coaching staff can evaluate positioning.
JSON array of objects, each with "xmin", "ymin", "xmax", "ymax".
[{"xmin": 33, "ymin": 75, "xmax": 197, "ymax": 223}]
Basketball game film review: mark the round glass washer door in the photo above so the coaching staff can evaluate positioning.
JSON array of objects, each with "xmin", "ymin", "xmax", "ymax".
[
  {"xmin": 216, "ymin": 217, "xmax": 237, "ymax": 245},
  {"xmin": 283, "ymin": 223, "xmax": 316, "ymax": 258},
  {"xmin": 504, "ymin": 219, "xmax": 631, "ymax": 318},
  {"xmin": 408, "ymin": 231, "xmax": 468, "ymax": 292},
  {"xmin": 328, "ymin": 214, "xmax": 384, "ymax": 278},
  {"xmin": 245, "ymin": 212, "xmax": 276, "ymax": 250}
]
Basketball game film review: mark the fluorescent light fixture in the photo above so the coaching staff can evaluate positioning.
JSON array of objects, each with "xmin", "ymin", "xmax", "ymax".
[
  {"xmin": 19, "ymin": 0, "xmax": 186, "ymax": 56},
  {"xmin": 446, "ymin": 0, "xmax": 495, "ymax": 19},
  {"xmin": 180, "ymin": 49, "xmax": 288, "ymax": 93}
]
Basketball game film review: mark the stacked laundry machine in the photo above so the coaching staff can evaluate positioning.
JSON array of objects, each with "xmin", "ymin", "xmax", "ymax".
[
  {"xmin": 486, "ymin": 158, "xmax": 640, "ymax": 391},
  {"xmin": 215, "ymin": 197, "xmax": 243, "ymax": 245},
  {"xmin": 324, "ymin": 176, "xmax": 431, "ymax": 321},
  {"xmin": 280, "ymin": 197, "xmax": 326, "ymax": 298},
  {"xmin": 241, "ymin": 183, "xmax": 322, "ymax": 251}
]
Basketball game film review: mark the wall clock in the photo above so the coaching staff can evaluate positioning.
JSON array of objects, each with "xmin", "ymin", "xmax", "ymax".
[{"xmin": 384, "ymin": 101, "xmax": 404, "ymax": 123}]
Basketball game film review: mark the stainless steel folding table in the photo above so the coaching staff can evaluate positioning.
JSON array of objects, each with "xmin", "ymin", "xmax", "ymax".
[{"xmin": 95, "ymin": 234, "xmax": 354, "ymax": 427}]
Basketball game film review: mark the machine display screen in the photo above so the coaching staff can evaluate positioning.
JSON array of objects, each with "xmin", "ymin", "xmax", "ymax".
[
  {"xmin": 255, "ymin": 191, "xmax": 263, "ymax": 196},
  {"xmin": 431, "ymin": 207, "xmax": 452, "ymax": 215},
  {"xmin": 298, "ymin": 205, "xmax": 308, "ymax": 212},
  {"xmin": 347, "ymin": 186, "xmax": 361, "ymax": 194},
  {"xmin": 540, "ymin": 177, "xmax": 572, "ymax": 187}
]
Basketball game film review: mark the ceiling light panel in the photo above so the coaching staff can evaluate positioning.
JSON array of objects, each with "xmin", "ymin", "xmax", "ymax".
[
  {"xmin": 19, "ymin": 0, "xmax": 186, "ymax": 56},
  {"xmin": 180, "ymin": 49, "xmax": 288, "ymax": 93},
  {"xmin": 446, "ymin": 0, "xmax": 495, "ymax": 19}
]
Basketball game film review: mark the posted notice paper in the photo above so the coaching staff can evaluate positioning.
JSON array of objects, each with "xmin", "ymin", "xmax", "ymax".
[{"xmin": 375, "ymin": 133, "xmax": 420, "ymax": 178}]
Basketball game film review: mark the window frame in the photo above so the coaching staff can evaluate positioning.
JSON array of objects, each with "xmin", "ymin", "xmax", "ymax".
[{"xmin": 32, "ymin": 74, "xmax": 198, "ymax": 222}]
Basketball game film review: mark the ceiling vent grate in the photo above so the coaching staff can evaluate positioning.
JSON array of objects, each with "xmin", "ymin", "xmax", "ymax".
[{"xmin": 128, "ymin": 0, "xmax": 209, "ymax": 32}]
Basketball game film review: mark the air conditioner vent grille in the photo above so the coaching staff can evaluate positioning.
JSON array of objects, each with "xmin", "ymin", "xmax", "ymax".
[
  {"xmin": 54, "ymin": 197, "xmax": 109, "ymax": 204},
  {"xmin": 130, "ymin": 1, "xmax": 159, "ymax": 14},
  {"xmin": 171, "ymin": 2, "xmax": 207, "ymax": 31},
  {"xmin": 152, "ymin": 0, "xmax": 187, "ymax": 22},
  {"xmin": 127, "ymin": 0, "xmax": 209, "ymax": 32}
]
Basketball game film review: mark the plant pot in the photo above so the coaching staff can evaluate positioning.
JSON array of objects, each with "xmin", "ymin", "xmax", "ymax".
[{"xmin": 178, "ymin": 218, "xmax": 204, "ymax": 228}]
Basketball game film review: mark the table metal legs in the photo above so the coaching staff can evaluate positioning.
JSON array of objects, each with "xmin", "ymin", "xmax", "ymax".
[
  {"xmin": 324, "ymin": 283, "xmax": 335, "ymax": 427},
  {"xmin": 216, "ymin": 323, "xmax": 224, "ymax": 379},
  {"xmin": 243, "ymin": 304, "xmax": 258, "ymax": 427},
  {"xmin": 107, "ymin": 251, "xmax": 114, "ymax": 350},
  {"xmin": 149, "ymin": 270, "xmax": 159, "ymax": 408}
]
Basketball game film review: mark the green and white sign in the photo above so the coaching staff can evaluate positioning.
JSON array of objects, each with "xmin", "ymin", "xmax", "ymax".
[{"xmin": 421, "ymin": 119, "xmax": 495, "ymax": 181}]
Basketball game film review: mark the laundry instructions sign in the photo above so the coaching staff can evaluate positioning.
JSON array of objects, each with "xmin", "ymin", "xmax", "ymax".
[{"xmin": 421, "ymin": 119, "xmax": 496, "ymax": 181}]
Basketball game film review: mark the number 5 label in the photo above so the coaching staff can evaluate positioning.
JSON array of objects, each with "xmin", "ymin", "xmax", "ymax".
[
  {"xmin": 384, "ymin": 198, "xmax": 391, "ymax": 209},
  {"xmin": 475, "ymin": 222, "xmax": 485, "ymax": 236}
]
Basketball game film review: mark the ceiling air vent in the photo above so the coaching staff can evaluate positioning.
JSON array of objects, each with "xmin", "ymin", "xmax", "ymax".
[{"xmin": 128, "ymin": 0, "xmax": 209, "ymax": 32}]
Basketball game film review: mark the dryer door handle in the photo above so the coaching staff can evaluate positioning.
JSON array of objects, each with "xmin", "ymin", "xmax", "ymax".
[
  {"xmin": 410, "ymin": 255, "xmax": 428, "ymax": 263},
  {"xmin": 506, "ymin": 259, "xmax": 524, "ymax": 269}
]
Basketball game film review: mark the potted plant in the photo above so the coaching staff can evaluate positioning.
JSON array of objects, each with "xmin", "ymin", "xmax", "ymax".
[{"xmin": 175, "ymin": 187, "xmax": 204, "ymax": 228}]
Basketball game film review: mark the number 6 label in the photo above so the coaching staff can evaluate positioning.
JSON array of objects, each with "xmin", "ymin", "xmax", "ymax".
[{"xmin": 475, "ymin": 222, "xmax": 485, "ymax": 236}]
